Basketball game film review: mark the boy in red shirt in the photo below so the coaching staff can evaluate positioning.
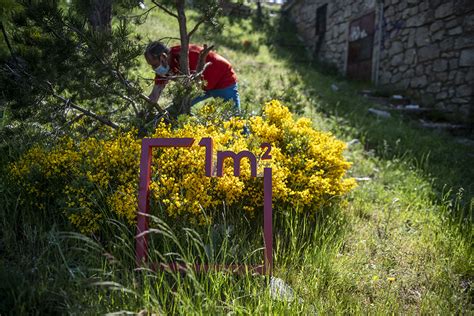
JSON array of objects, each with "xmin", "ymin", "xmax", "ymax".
[{"xmin": 144, "ymin": 41, "xmax": 241, "ymax": 113}]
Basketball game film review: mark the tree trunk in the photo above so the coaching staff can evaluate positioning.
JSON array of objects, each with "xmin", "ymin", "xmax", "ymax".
[
  {"xmin": 173, "ymin": 0, "xmax": 194, "ymax": 115},
  {"xmin": 88, "ymin": 0, "xmax": 112, "ymax": 32},
  {"xmin": 176, "ymin": 0, "xmax": 189, "ymax": 75},
  {"xmin": 256, "ymin": 1, "xmax": 263, "ymax": 24}
]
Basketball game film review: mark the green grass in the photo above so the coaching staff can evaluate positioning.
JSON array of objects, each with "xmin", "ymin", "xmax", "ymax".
[{"xmin": 0, "ymin": 3, "xmax": 473, "ymax": 315}]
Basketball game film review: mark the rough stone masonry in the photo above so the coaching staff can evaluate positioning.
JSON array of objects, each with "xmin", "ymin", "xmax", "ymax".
[{"xmin": 283, "ymin": 0, "xmax": 474, "ymax": 123}]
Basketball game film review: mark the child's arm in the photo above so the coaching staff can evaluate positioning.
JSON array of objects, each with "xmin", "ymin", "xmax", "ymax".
[{"xmin": 148, "ymin": 83, "xmax": 166, "ymax": 104}]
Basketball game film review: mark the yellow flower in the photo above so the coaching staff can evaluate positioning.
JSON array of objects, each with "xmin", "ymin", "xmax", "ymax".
[{"xmin": 9, "ymin": 100, "xmax": 356, "ymax": 233}]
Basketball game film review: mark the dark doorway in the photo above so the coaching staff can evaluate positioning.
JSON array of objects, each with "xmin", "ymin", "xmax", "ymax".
[
  {"xmin": 314, "ymin": 4, "xmax": 328, "ymax": 55},
  {"xmin": 347, "ymin": 11, "xmax": 375, "ymax": 81},
  {"xmin": 316, "ymin": 4, "xmax": 327, "ymax": 35}
]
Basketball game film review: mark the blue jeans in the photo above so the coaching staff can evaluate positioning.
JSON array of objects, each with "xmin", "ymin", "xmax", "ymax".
[{"xmin": 191, "ymin": 83, "xmax": 241, "ymax": 112}]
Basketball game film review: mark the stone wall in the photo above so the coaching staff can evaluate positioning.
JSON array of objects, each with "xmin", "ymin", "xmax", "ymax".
[
  {"xmin": 283, "ymin": 0, "xmax": 474, "ymax": 123},
  {"xmin": 380, "ymin": 0, "xmax": 473, "ymax": 121}
]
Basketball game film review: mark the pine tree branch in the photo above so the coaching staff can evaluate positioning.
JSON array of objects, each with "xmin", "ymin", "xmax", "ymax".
[
  {"xmin": 1, "ymin": 22, "xmax": 17, "ymax": 66},
  {"xmin": 50, "ymin": 90, "xmax": 119, "ymax": 129},
  {"xmin": 151, "ymin": 0, "xmax": 178, "ymax": 18},
  {"xmin": 118, "ymin": 3, "xmax": 159, "ymax": 22},
  {"xmin": 62, "ymin": 21, "xmax": 163, "ymax": 118},
  {"xmin": 115, "ymin": 93, "xmax": 140, "ymax": 116},
  {"xmin": 187, "ymin": 18, "xmax": 206, "ymax": 39},
  {"xmin": 4, "ymin": 62, "xmax": 119, "ymax": 130},
  {"xmin": 63, "ymin": 113, "xmax": 85, "ymax": 129},
  {"xmin": 41, "ymin": 79, "xmax": 119, "ymax": 129}
]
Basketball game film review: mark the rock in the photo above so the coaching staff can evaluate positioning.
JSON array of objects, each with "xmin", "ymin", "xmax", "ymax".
[
  {"xmin": 347, "ymin": 139, "xmax": 361, "ymax": 146},
  {"xmin": 456, "ymin": 85, "xmax": 472, "ymax": 97},
  {"xmin": 436, "ymin": 91, "xmax": 448, "ymax": 99},
  {"xmin": 433, "ymin": 101, "xmax": 447, "ymax": 111},
  {"xmin": 331, "ymin": 83, "xmax": 339, "ymax": 91},
  {"xmin": 427, "ymin": 82, "xmax": 442, "ymax": 93},
  {"xmin": 419, "ymin": 119, "xmax": 470, "ymax": 131},
  {"xmin": 466, "ymin": 14, "xmax": 474, "ymax": 32},
  {"xmin": 452, "ymin": 97, "xmax": 470, "ymax": 104},
  {"xmin": 410, "ymin": 75, "xmax": 428, "ymax": 88},
  {"xmin": 439, "ymin": 37, "xmax": 454, "ymax": 51},
  {"xmin": 455, "ymin": 35, "xmax": 474, "ymax": 49},
  {"xmin": 454, "ymin": 138, "xmax": 474, "ymax": 147},
  {"xmin": 380, "ymin": 72, "xmax": 391, "ymax": 84},
  {"xmin": 435, "ymin": 3, "xmax": 453, "ymax": 19},
  {"xmin": 459, "ymin": 105, "xmax": 472, "ymax": 119},
  {"xmin": 415, "ymin": 64, "xmax": 424, "ymax": 76},
  {"xmin": 393, "ymin": 92, "xmax": 411, "ymax": 104},
  {"xmin": 385, "ymin": 6, "xmax": 395, "ymax": 18},
  {"xmin": 391, "ymin": 72, "xmax": 402, "ymax": 83},
  {"xmin": 455, "ymin": 71, "xmax": 466, "ymax": 84},
  {"xmin": 390, "ymin": 41, "xmax": 404, "ymax": 55},
  {"xmin": 419, "ymin": 45, "xmax": 440, "ymax": 61},
  {"xmin": 368, "ymin": 108, "xmax": 391, "ymax": 118},
  {"xmin": 459, "ymin": 49, "xmax": 474, "ymax": 67},
  {"xmin": 407, "ymin": 15, "xmax": 424, "ymax": 27},
  {"xmin": 359, "ymin": 90, "xmax": 374, "ymax": 96},
  {"xmin": 424, "ymin": 64, "xmax": 433, "ymax": 75},
  {"xmin": 433, "ymin": 59, "xmax": 448, "ymax": 72},
  {"xmin": 399, "ymin": 1, "xmax": 408, "ymax": 10},
  {"xmin": 391, "ymin": 53, "xmax": 404, "ymax": 66},
  {"xmin": 269, "ymin": 277, "xmax": 302, "ymax": 304},
  {"xmin": 448, "ymin": 26, "xmax": 463, "ymax": 35},
  {"xmin": 430, "ymin": 20, "xmax": 444, "ymax": 33},
  {"xmin": 407, "ymin": 5, "xmax": 418, "ymax": 16},
  {"xmin": 435, "ymin": 71, "xmax": 448, "ymax": 81},
  {"xmin": 466, "ymin": 68, "xmax": 474, "ymax": 81},
  {"xmin": 448, "ymin": 70, "xmax": 457, "ymax": 80},
  {"xmin": 407, "ymin": 29, "xmax": 416, "ymax": 47},
  {"xmin": 445, "ymin": 17, "xmax": 460, "ymax": 29},
  {"xmin": 415, "ymin": 26, "xmax": 430, "ymax": 46},
  {"xmin": 432, "ymin": 30, "xmax": 445, "ymax": 41},
  {"xmin": 343, "ymin": 6, "xmax": 351, "ymax": 18},
  {"xmin": 448, "ymin": 87, "xmax": 456, "ymax": 97},
  {"xmin": 404, "ymin": 49, "xmax": 416, "ymax": 64},
  {"xmin": 420, "ymin": 1, "xmax": 429, "ymax": 11},
  {"xmin": 448, "ymin": 58, "xmax": 458, "ymax": 70}
]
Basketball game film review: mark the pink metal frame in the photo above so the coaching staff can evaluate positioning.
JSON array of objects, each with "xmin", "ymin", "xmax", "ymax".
[{"xmin": 135, "ymin": 138, "xmax": 273, "ymax": 275}]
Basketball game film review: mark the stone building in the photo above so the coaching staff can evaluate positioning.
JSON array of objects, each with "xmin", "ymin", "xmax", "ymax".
[{"xmin": 282, "ymin": 0, "xmax": 474, "ymax": 123}]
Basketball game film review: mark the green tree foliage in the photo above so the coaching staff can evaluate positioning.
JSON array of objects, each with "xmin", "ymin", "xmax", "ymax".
[
  {"xmin": 0, "ymin": 0, "xmax": 151, "ymax": 133},
  {"xmin": 0, "ymin": 0, "xmax": 224, "ymax": 135},
  {"xmin": 0, "ymin": 0, "xmax": 22, "ymax": 58}
]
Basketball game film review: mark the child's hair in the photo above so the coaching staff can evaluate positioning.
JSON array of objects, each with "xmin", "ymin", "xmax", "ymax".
[{"xmin": 144, "ymin": 41, "xmax": 170, "ymax": 58}]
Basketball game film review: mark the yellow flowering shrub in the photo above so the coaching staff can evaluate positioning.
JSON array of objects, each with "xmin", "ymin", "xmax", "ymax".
[
  {"xmin": 10, "ymin": 132, "xmax": 141, "ymax": 234},
  {"xmin": 9, "ymin": 100, "xmax": 356, "ymax": 233}
]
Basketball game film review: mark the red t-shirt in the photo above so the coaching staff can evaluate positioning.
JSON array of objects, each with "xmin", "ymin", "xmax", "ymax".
[{"xmin": 154, "ymin": 45, "xmax": 237, "ymax": 91}]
